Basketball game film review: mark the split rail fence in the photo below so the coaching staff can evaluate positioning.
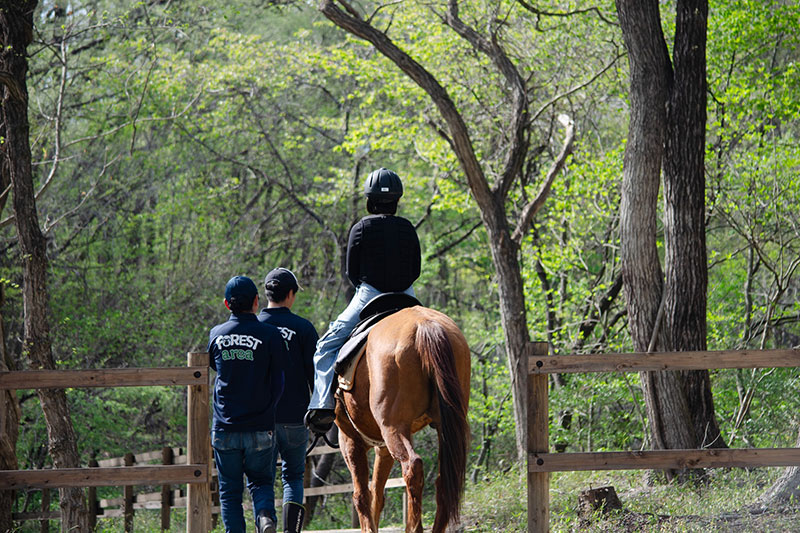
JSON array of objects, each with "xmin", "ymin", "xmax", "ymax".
[
  {"xmin": 0, "ymin": 352, "xmax": 406, "ymax": 531},
  {"xmin": 10, "ymin": 443, "xmax": 403, "ymax": 531},
  {"xmin": 0, "ymin": 352, "xmax": 213, "ymax": 531},
  {"xmin": 526, "ymin": 341, "xmax": 800, "ymax": 533}
]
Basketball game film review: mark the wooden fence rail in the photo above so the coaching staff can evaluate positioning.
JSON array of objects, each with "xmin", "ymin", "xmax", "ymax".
[
  {"xmin": 1, "ymin": 355, "xmax": 406, "ymax": 531},
  {"xmin": 526, "ymin": 342, "xmax": 800, "ymax": 533},
  {"xmin": 0, "ymin": 352, "xmax": 212, "ymax": 532},
  {"xmin": 10, "ymin": 442, "xmax": 405, "ymax": 531}
]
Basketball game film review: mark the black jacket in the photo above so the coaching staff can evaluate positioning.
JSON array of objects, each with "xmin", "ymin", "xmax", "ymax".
[
  {"xmin": 346, "ymin": 214, "xmax": 421, "ymax": 292},
  {"xmin": 257, "ymin": 307, "xmax": 318, "ymax": 424}
]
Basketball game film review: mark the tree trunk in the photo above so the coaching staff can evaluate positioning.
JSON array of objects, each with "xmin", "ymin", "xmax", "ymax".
[
  {"xmin": 755, "ymin": 427, "xmax": 800, "ymax": 509},
  {"xmin": 662, "ymin": 0, "xmax": 724, "ymax": 450},
  {"xmin": 0, "ymin": 57, "xmax": 19, "ymax": 533},
  {"xmin": 484, "ymin": 217, "xmax": 531, "ymax": 460},
  {"xmin": 0, "ymin": 285, "xmax": 20, "ymax": 533},
  {"xmin": 1, "ymin": 3, "xmax": 90, "ymax": 529},
  {"xmin": 615, "ymin": 0, "xmax": 699, "ymax": 458},
  {"xmin": 617, "ymin": 0, "xmax": 724, "ymax": 466}
]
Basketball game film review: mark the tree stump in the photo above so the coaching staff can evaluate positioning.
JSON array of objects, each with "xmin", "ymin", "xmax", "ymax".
[{"xmin": 578, "ymin": 485, "xmax": 623, "ymax": 519}]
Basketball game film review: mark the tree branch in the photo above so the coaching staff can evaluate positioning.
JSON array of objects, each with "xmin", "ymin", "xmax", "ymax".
[
  {"xmin": 320, "ymin": 0, "xmax": 495, "ymax": 213},
  {"xmin": 511, "ymin": 114, "xmax": 574, "ymax": 244},
  {"xmin": 34, "ymin": 37, "xmax": 68, "ymax": 204},
  {"xmin": 441, "ymin": 0, "xmax": 529, "ymax": 201},
  {"xmin": 516, "ymin": 0, "xmax": 617, "ymax": 26},
  {"xmin": 427, "ymin": 220, "xmax": 483, "ymax": 261},
  {"xmin": 530, "ymin": 52, "xmax": 623, "ymax": 124},
  {"xmin": 571, "ymin": 273, "xmax": 624, "ymax": 352}
]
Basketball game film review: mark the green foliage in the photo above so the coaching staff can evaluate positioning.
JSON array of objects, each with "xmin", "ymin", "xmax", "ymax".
[
  {"xmin": 522, "ymin": 143, "xmax": 627, "ymax": 354},
  {"xmin": 3, "ymin": 1, "xmax": 800, "ymax": 530}
]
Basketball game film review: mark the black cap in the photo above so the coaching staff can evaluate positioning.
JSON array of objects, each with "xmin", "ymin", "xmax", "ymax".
[
  {"xmin": 264, "ymin": 267, "xmax": 302, "ymax": 292},
  {"xmin": 224, "ymin": 276, "xmax": 258, "ymax": 304}
]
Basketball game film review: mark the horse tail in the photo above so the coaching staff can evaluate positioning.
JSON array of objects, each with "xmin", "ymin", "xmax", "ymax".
[{"xmin": 415, "ymin": 319, "xmax": 468, "ymax": 531}]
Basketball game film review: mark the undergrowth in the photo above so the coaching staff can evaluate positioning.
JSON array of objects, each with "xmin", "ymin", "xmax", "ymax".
[{"xmin": 458, "ymin": 466, "xmax": 800, "ymax": 532}]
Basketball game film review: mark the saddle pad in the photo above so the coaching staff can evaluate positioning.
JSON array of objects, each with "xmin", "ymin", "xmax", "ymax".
[{"xmin": 337, "ymin": 343, "xmax": 367, "ymax": 391}]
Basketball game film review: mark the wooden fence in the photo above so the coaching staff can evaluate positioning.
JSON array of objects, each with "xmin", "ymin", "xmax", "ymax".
[
  {"xmin": 11, "ymin": 442, "xmax": 405, "ymax": 531},
  {"xmin": 0, "ymin": 353, "xmax": 212, "ymax": 531},
  {"xmin": 1, "ymin": 353, "xmax": 406, "ymax": 531},
  {"xmin": 526, "ymin": 341, "xmax": 800, "ymax": 533}
]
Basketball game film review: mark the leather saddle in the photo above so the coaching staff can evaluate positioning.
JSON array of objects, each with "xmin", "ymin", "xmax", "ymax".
[{"xmin": 333, "ymin": 292, "xmax": 421, "ymax": 376}]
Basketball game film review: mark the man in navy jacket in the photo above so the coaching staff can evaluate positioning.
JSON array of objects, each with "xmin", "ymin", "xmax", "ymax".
[
  {"xmin": 258, "ymin": 267, "xmax": 318, "ymax": 533},
  {"xmin": 208, "ymin": 275, "xmax": 287, "ymax": 533}
]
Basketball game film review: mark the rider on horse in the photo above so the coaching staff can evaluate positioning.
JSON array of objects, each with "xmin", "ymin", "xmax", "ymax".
[{"xmin": 304, "ymin": 168, "xmax": 421, "ymax": 435}]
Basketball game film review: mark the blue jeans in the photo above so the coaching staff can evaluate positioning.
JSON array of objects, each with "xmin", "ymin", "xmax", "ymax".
[
  {"xmin": 308, "ymin": 282, "xmax": 415, "ymax": 410},
  {"xmin": 273, "ymin": 423, "xmax": 308, "ymax": 504},
  {"xmin": 212, "ymin": 429, "xmax": 277, "ymax": 533}
]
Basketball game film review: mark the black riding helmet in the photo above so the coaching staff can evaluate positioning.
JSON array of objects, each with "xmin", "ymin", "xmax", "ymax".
[{"xmin": 364, "ymin": 168, "xmax": 403, "ymax": 202}]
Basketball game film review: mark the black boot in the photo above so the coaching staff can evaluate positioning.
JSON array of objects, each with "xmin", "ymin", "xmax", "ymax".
[
  {"xmin": 282, "ymin": 502, "xmax": 306, "ymax": 533},
  {"xmin": 304, "ymin": 409, "xmax": 335, "ymax": 435},
  {"xmin": 256, "ymin": 509, "xmax": 276, "ymax": 533}
]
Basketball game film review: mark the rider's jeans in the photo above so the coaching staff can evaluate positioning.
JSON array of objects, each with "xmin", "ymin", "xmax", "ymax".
[
  {"xmin": 308, "ymin": 282, "xmax": 415, "ymax": 410},
  {"xmin": 212, "ymin": 429, "xmax": 276, "ymax": 533}
]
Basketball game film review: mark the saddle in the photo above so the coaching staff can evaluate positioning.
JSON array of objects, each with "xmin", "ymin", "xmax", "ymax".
[{"xmin": 334, "ymin": 292, "xmax": 421, "ymax": 389}]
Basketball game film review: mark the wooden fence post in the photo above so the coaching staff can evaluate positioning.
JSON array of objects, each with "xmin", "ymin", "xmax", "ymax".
[
  {"xmin": 527, "ymin": 341, "xmax": 550, "ymax": 533},
  {"xmin": 211, "ymin": 471, "xmax": 219, "ymax": 530},
  {"xmin": 187, "ymin": 352, "xmax": 211, "ymax": 532},
  {"xmin": 402, "ymin": 491, "xmax": 407, "ymax": 528},
  {"xmin": 40, "ymin": 488, "xmax": 49, "ymax": 533},
  {"xmin": 161, "ymin": 446, "xmax": 174, "ymax": 531},
  {"xmin": 124, "ymin": 452, "xmax": 135, "ymax": 532},
  {"xmin": 88, "ymin": 458, "xmax": 99, "ymax": 531}
]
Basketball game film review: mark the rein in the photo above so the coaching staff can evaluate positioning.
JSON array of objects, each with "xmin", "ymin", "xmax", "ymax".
[{"xmin": 306, "ymin": 431, "xmax": 340, "ymax": 456}]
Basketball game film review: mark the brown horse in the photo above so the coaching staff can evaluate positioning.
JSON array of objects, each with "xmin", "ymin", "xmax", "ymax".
[{"xmin": 334, "ymin": 305, "xmax": 471, "ymax": 533}]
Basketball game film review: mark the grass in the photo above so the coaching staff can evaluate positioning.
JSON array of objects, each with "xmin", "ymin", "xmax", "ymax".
[{"xmin": 459, "ymin": 466, "xmax": 800, "ymax": 532}]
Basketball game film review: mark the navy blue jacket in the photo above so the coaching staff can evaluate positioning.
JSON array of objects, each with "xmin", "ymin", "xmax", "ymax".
[
  {"xmin": 257, "ymin": 307, "xmax": 318, "ymax": 424},
  {"xmin": 208, "ymin": 313, "xmax": 287, "ymax": 432},
  {"xmin": 346, "ymin": 214, "xmax": 421, "ymax": 292}
]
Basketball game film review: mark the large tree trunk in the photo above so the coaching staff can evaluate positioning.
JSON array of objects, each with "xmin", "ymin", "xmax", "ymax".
[
  {"xmin": 663, "ymin": 0, "xmax": 724, "ymax": 450},
  {"xmin": 0, "ymin": 285, "xmax": 20, "ymax": 533},
  {"xmin": 616, "ymin": 0, "xmax": 694, "ymax": 452},
  {"xmin": 0, "ymin": 65, "xmax": 19, "ymax": 533},
  {"xmin": 0, "ymin": 2, "xmax": 90, "ymax": 529},
  {"xmin": 615, "ymin": 0, "xmax": 715, "ymax": 461}
]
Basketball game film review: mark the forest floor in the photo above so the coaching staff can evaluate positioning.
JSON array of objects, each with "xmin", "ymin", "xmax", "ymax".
[
  {"xmin": 563, "ymin": 506, "xmax": 800, "ymax": 532},
  {"xmin": 458, "ymin": 467, "xmax": 800, "ymax": 532}
]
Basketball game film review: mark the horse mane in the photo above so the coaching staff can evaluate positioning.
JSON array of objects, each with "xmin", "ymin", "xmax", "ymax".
[{"xmin": 415, "ymin": 319, "xmax": 469, "ymax": 531}]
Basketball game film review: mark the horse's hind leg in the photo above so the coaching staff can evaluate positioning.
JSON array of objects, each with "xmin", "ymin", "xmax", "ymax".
[
  {"xmin": 370, "ymin": 446, "xmax": 394, "ymax": 526},
  {"xmin": 382, "ymin": 429, "xmax": 424, "ymax": 533},
  {"xmin": 338, "ymin": 428, "xmax": 377, "ymax": 532}
]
